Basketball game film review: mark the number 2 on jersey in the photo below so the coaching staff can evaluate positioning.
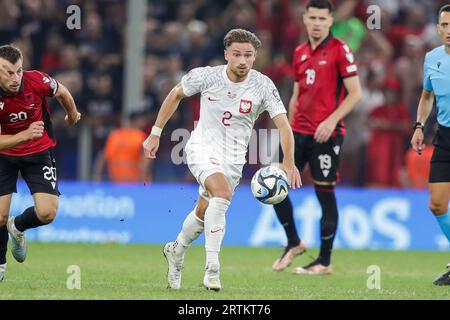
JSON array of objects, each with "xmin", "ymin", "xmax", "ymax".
[{"xmin": 222, "ymin": 111, "xmax": 232, "ymax": 126}]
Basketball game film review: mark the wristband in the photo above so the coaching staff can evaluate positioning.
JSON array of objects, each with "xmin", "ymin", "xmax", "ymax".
[
  {"xmin": 151, "ymin": 126, "xmax": 162, "ymax": 137},
  {"xmin": 413, "ymin": 122, "xmax": 424, "ymax": 131}
]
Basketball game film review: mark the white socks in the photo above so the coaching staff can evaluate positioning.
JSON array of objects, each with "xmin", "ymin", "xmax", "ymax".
[
  {"xmin": 172, "ymin": 197, "xmax": 230, "ymax": 266},
  {"xmin": 204, "ymin": 197, "xmax": 230, "ymax": 266},
  {"xmin": 174, "ymin": 208, "xmax": 204, "ymax": 258}
]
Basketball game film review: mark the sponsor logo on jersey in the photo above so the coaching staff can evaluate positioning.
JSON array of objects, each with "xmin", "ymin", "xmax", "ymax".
[
  {"xmin": 209, "ymin": 157, "xmax": 220, "ymax": 165},
  {"xmin": 207, "ymin": 96, "xmax": 220, "ymax": 102},
  {"xmin": 227, "ymin": 91, "xmax": 236, "ymax": 99},
  {"xmin": 239, "ymin": 99, "xmax": 252, "ymax": 114}
]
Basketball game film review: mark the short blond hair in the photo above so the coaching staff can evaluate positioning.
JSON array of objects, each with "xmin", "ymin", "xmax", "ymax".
[{"xmin": 223, "ymin": 29, "xmax": 262, "ymax": 50}]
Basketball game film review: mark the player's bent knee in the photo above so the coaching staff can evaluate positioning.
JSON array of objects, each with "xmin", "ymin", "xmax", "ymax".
[
  {"xmin": 429, "ymin": 201, "xmax": 448, "ymax": 216},
  {"xmin": 35, "ymin": 208, "xmax": 57, "ymax": 224},
  {"xmin": 195, "ymin": 205, "xmax": 207, "ymax": 220},
  {"xmin": 209, "ymin": 189, "xmax": 232, "ymax": 201},
  {"xmin": 0, "ymin": 214, "xmax": 7, "ymax": 227},
  {"xmin": 34, "ymin": 194, "xmax": 59, "ymax": 224}
]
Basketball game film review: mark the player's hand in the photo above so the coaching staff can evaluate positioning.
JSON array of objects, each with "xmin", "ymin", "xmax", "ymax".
[
  {"xmin": 281, "ymin": 160, "xmax": 302, "ymax": 190},
  {"xmin": 411, "ymin": 129, "xmax": 425, "ymax": 155},
  {"xmin": 23, "ymin": 121, "xmax": 44, "ymax": 141},
  {"xmin": 65, "ymin": 111, "xmax": 81, "ymax": 125},
  {"xmin": 143, "ymin": 134, "xmax": 159, "ymax": 159},
  {"xmin": 314, "ymin": 118, "xmax": 337, "ymax": 143}
]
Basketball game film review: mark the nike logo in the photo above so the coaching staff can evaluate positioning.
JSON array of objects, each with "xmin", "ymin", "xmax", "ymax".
[
  {"xmin": 208, "ymin": 97, "xmax": 220, "ymax": 101},
  {"xmin": 211, "ymin": 228, "xmax": 223, "ymax": 234}
]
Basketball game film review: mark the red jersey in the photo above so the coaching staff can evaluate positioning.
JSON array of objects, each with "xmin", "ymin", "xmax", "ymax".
[
  {"xmin": 0, "ymin": 70, "xmax": 58, "ymax": 156},
  {"xmin": 291, "ymin": 34, "xmax": 358, "ymax": 136}
]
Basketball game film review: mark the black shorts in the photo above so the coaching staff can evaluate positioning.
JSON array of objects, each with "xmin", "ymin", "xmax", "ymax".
[
  {"xmin": 0, "ymin": 148, "xmax": 60, "ymax": 196},
  {"xmin": 279, "ymin": 132, "xmax": 343, "ymax": 183},
  {"xmin": 430, "ymin": 125, "xmax": 450, "ymax": 183}
]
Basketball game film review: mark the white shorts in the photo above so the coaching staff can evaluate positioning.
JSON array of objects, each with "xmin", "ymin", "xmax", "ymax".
[{"xmin": 185, "ymin": 141, "xmax": 243, "ymax": 201}]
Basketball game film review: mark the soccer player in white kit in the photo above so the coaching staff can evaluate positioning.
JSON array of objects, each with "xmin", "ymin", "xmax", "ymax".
[{"xmin": 143, "ymin": 29, "xmax": 301, "ymax": 291}]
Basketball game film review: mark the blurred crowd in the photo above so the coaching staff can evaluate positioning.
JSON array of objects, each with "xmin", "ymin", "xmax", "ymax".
[{"xmin": 1, "ymin": 0, "xmax": 447, "ymax": 188}]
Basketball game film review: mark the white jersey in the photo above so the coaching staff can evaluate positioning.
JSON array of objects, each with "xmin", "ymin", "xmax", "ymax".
[{"xmin": 181, "ymin": 65, "xmax": 286, "ymax": 167}]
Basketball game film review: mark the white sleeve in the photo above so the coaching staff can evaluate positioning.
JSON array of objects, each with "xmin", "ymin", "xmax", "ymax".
[
  {"xmin": 181, "ymin": 67, "xmax": 211, "ymax": 97},
  {"xmin": 262, "ymin": 77, "xmax": 287, "ymax": 118}
]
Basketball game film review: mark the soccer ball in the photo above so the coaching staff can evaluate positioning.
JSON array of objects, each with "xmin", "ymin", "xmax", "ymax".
[{"xmin": 251, "ymin": 166, "xmax": 290, "ymax": 205}]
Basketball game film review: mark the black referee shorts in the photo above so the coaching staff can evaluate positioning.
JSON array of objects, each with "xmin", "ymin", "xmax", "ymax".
[
  {"xmin": 0, "ymin": 148, "xmax": 60, "ymax": 196},
  {"xmin": 430, "ymin": 125, "xmax": 450, "ymax": 183}
]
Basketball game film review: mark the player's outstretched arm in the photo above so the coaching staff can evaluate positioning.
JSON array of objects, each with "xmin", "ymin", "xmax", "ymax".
[
  {"xmin": 143, "ymin": 82, "xmax": 186, "ymax": 159},
  {"xmin": 272, "ymin": 114, "xmax": 302, "ymax": 189},
  {"xmin": 0, "ymin": 121, "xmax": 44, "ymax": 150},
  {"xmin": 54, "ymin": 83, "xmax": 81, "ymax": 125},
  {"xmin": 411, "ymin": 89, "xmax": 435, "ymax": 154},
  {"xmin": 314, "ymin": 75, "xmax": 361, "ymax": 143}
]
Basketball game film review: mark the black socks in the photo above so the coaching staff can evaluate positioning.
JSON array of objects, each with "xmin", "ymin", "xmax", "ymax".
[
  {"xmin": 315, "ymin": 185, "xmax": 338, "ymax": 266},
  {"xmin": 0, "ymin": 225, "xmax": 7, "ymax": 264},
  {"xmin": 14, "ymin": 207, "xmax": 46, "ymax": 232},
  {"xmin": 274, "ymin": 196, "xmax": 301, "ymax": 247}
]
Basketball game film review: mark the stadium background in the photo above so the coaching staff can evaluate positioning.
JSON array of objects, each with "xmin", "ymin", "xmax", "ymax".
[{"xmin": 1, "ymin": 0, "xmax": 449, "ymax": 251}]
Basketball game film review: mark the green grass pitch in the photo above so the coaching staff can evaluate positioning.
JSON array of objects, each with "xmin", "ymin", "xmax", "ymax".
[{"xmin": 0, "ymin": 243, "xmax": 448, "ymax": 300}]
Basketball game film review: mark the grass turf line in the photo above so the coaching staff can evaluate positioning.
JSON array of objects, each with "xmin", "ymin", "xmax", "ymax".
[{"xmin": 0, "ymin": 243, "xmax": 448, "ymax": 300}]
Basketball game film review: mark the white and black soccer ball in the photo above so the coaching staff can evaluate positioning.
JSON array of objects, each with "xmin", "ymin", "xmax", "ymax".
[{"xmin": 251, "ymin": 166, "xmax": 290, "ymax": 205}]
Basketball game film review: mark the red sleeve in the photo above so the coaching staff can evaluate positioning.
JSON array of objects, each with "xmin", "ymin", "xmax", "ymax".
[
  {"xmin": 29, "ymin": 70, "xmax": 59, "ymax": 98},
  {"xmin": 336, "ymin": 42, "xmax": 358, "ymax": 78}
]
